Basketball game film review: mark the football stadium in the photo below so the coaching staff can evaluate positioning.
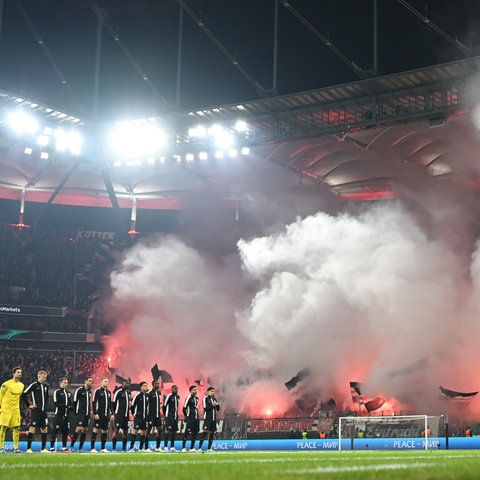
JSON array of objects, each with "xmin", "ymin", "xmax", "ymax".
[{"xmin": 2, "ymin": 1, "xmax": 480, "ymax": 478}]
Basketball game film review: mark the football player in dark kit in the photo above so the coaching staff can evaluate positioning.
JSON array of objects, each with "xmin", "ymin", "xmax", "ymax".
[
  {"xmin": 91, "ymin": 377, "xmax": 113, "ymax": 453},
  {"xmin": 181, "ymin": 385, "xmax": 199, "ymax": 452},
  {"xmin": 112, "ymin": 378, "xmax": 131, "ymax": 452},
  {"xmin": 24, "ymin": 370, "xmax": 50, "ymax": 453},
  {"xmin": 130, "ymin": 381, "xmax": 150, "ymax": 451},
  {"xmin": 146, "ymin": 380, "xmax": 163, "ymax": 452},
  {"xmin": 49, "ymin": 377, "xmax": 73, "ymax": 452},
  {"xmin": 70, "ymin": 376, "xmax": 93, "ymax": 451},
  {"xmin": 198, "ymin": 386, "xmax": 220, "ymax": 452},
  {"xmin": 162, "ymin": 385, "xmax": 180, "ymax": 452}
]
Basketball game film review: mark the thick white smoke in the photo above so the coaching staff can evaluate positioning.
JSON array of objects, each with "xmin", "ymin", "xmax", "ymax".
[{"xmin": 104, "ymin": 198, "xmax": 480, "ymax": 417}]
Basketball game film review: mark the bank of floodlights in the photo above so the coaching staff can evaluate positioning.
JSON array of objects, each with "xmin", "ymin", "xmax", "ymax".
[
  {"xmin": 5, "ymin": 109, "xmax": 83, "ymax": 158},
  {"xmin": 4, "ymin": 106, "xmax": 252, "ymax": 167},
  {"xmin": 107, "ymin": 122, "xmax": 169, "ymax": 160},
  {"xmin": 8, "ymin": 110, "xmax": 39, "ymax": 136}
]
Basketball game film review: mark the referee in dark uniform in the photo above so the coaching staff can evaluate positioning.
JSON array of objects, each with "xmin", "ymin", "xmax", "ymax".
[
  {"xmin": 70, "ymin": 376, "xmax": 93, "ymax": 451},
  {"xmin": 112, "ymin": 378, "xmax": 131, "ymax": 452},
  {"xmin": 24, "ymin": 370, "xmax": 49, "ymax": 453},
  {"xmin": 198, "ymin": 386, "xmax": 220, "ymax": 452},
  {"xmin": 163, "ymin": 384, "xmax": 180, "ymax": 452},
  {"xmin": 181, "ymin": 385, "xmax": 199, "ymax": 452},
  {"xmin": 49, "ymin": 377, "xmax": 73, "ymax": 452}
]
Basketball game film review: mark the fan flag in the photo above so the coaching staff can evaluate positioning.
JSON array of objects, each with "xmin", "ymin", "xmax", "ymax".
[
  {"xmin": 284, "ymin": 368, "xmax": 311, "ymax": 390},
  {"xmin": 115, "ymin": 374, "xmax": 131, "ymax": 384},
  {"xmin": 349, "ymin": 381, "xmax": 363, "ymax": 403},
  {"xmin": 364, "ymin": 396, "xmax": 385, "ymax": 412},
  {"xmin": 439, "ymin": 386, "xmax": 478, "ymax": 401},
  {"xmin": 151, "ymin": 363, "xmax": 174, "ymax": 383}
]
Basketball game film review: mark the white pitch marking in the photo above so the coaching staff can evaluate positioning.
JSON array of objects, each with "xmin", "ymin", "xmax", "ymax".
[{"xmin": 288, "ymin": 462, "xmax": 439, "ymax": 474}]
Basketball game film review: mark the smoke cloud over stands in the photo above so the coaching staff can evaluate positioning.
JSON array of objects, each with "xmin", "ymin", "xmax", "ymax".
[{"xmin": 104, "ymin": 197, "xmax": 480, "ymax": 416}]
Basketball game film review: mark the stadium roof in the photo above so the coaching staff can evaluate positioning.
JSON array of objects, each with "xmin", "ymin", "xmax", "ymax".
[{"xmin": 1, "ymin": 56, "xmax": 480, "ymax": 212}]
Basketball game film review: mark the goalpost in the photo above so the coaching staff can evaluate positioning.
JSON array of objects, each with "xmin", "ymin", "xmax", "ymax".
[{"xmin": 338, "ymin": 415, "xmax": 443, "ymax": 450}]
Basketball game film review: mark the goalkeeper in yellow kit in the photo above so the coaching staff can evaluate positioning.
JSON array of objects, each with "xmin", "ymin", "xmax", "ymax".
[{"xmin": 0, "ymin": 367, "xmax": 25, "ymax": 453}]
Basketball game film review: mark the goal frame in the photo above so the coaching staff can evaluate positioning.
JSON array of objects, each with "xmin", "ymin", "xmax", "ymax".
[{"xmin": 338, "ymin": 414, "xmax": 433, "ymax": 450}]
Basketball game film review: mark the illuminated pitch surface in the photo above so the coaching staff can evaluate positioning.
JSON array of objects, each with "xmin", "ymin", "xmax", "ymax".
[{"xmin": 1, "ymin": 451, "xmax": 480, "ymax": 480}]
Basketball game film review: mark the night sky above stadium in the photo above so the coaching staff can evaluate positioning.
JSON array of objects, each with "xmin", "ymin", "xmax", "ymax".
[{"xmin": 0, "ymin": 0, "xmax": 479, "ymax": 120}]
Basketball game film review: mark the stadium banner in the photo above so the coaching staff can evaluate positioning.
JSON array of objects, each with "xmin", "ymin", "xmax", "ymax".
[
  {"xmin": 75, "ymin": 230, "xmax": 116, "ymax": 240},
  {"xmin": 7, "ymin": 437, "xmax": 480, "ymax": 452},
  {"xmin": 247, "ymin": 418, "xmax": 317, "ymax": 433},
  {"xmin": 0, "ymin": 304, "xmax": 64, "ymax": 317},
  {"xmin": 0, "ymin": 329, "xmax": 87, "ymax": 342}
]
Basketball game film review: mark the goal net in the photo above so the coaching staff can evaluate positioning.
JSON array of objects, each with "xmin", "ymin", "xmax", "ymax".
[{"xmin": 338, "ymin": 415, "xmax": 443, "ymax": 450}]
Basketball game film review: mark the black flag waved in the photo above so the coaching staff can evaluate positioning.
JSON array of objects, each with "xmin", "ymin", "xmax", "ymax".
[
  {"xmin": 439, "ymin": 386, "xmax": 478, "ymax": 401},
  {"xmin": 284, "ymin": 368, "xmax": 311, "ymax": 390},
  {"xmin": 349, "ymin": 381, "xmax": 362, "ymax": 403},
  {"xmin": 151, "ymin": 363, "xmax": 174, "ymax": 383}
]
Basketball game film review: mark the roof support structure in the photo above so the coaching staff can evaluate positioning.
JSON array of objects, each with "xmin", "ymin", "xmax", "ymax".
[{"xmin": 101, "ymin": 165, "xmax": 119, "ymax": 209}]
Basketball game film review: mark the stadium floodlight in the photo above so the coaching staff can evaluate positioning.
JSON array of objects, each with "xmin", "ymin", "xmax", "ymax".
[
  {"xmin": 188, "ymin": 125, "xmax": 208, "ymax": 138},
  {"xmin": 198, "ymin": 151, "xmax": 208, "ymax": 160},
  {"xmin": 234, "ymin": 120, "xmax": 248, "ymax": 132},
  {"xmin": 126, "ymin": 159, "xmax": 143, "ymax": 166},
  {"xmin": 40, "ymin": 151, "xmax": 49, "ymax": 160},
  {"xmin": 54, "ymin": 128, "xmax": 83, "ymax": 156},
  {"xmin": 108, "ymin": 124, "xmax": 168, "ymax": 158},
  {"xmin": 24, "ymin": 147, "xmax": 33, "ymax": 155},
  {"xmin": 338, "ymin": 415, "xmax": 443, "ymax": 451},
  {"xmin": 7, "ymin": 110, "xmax": 39, "ymax": 135},
  {"xmin": 241, "ymin": 147, "xmax": 250, "ymax": 155},
  {"xmin": 228, "ymin": 148, "xmax": 238, "ymax": 158},
  {"xmin": 185, "ymin": 153, "xmax": 194, "ymax": 162},
  {"xmin": 214, "ymin": 150, "xmax": 224, "ymax": 159},
  {"xmin": 208, "ymin": 124, "xmax": 235, "ymax": 150},
  {"xmin": 37, "ymin": 134, "xmax": 50, "ymax": 147}
]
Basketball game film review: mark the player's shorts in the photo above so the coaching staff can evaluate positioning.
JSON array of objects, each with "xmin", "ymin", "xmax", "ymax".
[
  {"xmin": 30, "ymin": 409, "xmax": 48, "ymax": 429},
  {"xmin": 133, "ymin": 416, "xmax": 147, "ymax": 431},
  {"xmin": 114, "ymin": 415, "xmax": 129, "ymax": 431},
  {"xmin": 0, "ymin": 411, "xmax": 21, "ymax": 428},
  {"xmin": 164, "ymin": 417, "xmax": 179, "ymax": 432},
  {"xmin": 52, "ymin": 415, "xmax": 70, "ymax": 433},
  {"xmin": 147, "ymin": 416, "xmax": 162, "ymax": 429},
  {"xmin": 202, "ymin": 419, "xmax": 217, "ymax": 432},
  {"xmin": 184, "ymin": 418, "xmax": 200, "ymax": 435},
  {"xmin": 94, "ymin": 415, "xmax": 110, "ymax": 430},
  {"xmin": 75, "ymin": 415, "xmax": 90, "ymax": 428}
]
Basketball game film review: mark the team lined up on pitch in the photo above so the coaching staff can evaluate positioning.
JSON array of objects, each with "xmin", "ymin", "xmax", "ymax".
[{"xmin": 0, "ymin": 367, "xmax": 220, "ymax": 453}]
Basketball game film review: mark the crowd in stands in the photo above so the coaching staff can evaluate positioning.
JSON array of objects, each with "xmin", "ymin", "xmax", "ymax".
[
  {"xmin": 0, "ymin": 225, "xmax": 132, "ymax": 392},
  {"xmin": 0, "ymin": 350, "xmax": 109, "ymax": 385},
  {"xmin": 0, "ymin": 224, "xmax": 124, "ymax": 310}
]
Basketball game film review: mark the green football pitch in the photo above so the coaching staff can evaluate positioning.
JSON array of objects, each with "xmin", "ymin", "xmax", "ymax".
[{"xmin": 1, "ymin": 450, "xmax": 480, "ymax": 479}]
